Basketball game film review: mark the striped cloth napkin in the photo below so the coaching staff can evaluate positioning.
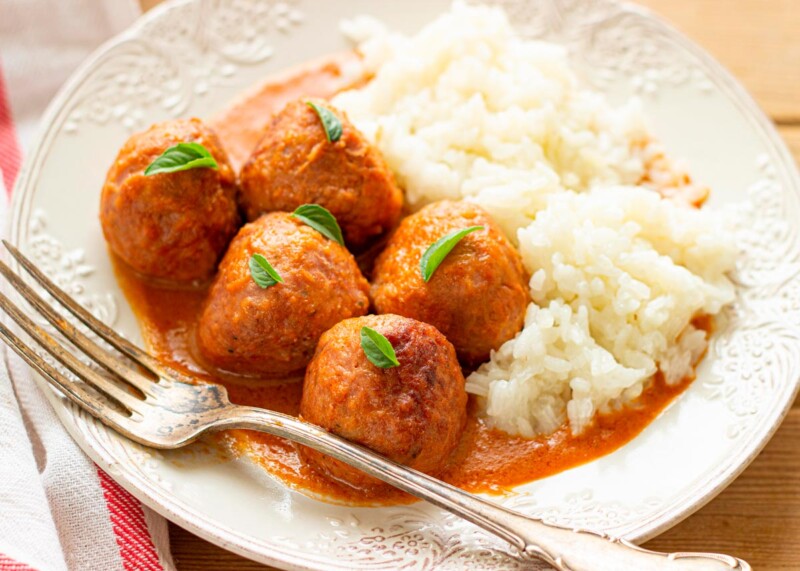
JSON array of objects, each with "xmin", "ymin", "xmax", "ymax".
[{"xmin": 0, "ymin": 1, "xmax": 175, "ymax": 569}]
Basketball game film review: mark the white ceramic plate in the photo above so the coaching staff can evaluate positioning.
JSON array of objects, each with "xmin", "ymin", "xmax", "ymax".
[{"xmin": 11, "ymin": 0, "xmax": 800, "ymax": 569}]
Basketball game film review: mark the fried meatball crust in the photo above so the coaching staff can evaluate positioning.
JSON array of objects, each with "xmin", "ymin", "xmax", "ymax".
[
  {"xmin": 371, "ymin": 200, "xmax": 529, "ymax": 365},
  {"xmin": 196, "ymin": 212, "xmax": 370, "ymax": 377},
  {"xmin": 100, "ymin": 118, "xmax": 239, "ymax": 283},
  {"xmin": 239, "ymin": 99, "xmax": 403, "ymax": 249},
  {"xmin": 300, "ymin": 314, "xmax": 467, "ymax": 489}
]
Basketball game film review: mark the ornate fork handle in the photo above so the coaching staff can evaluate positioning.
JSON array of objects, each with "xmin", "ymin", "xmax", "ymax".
[{"xmin": 214, "ymin": 406, "xmax": 750, "ymax": 571}]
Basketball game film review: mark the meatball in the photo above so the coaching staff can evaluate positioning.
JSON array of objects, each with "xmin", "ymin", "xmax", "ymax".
[
  {"xmin": 300, "ymin": 314, "xmax": 467, "ymax": 489},
  {"xmin": 196, "ymin": 212, "xmax": 369, "ymax": 377},
  {"xmin": 100, "ymin": 118, "xmax": 239, "ymax": 283},
  {"xmin": 239, "ymin": 99, "xmax": 403, "ymax": 250},
  {"xmin": 371, "ymin": 201, "xmax": 529, "ymax": 365}
]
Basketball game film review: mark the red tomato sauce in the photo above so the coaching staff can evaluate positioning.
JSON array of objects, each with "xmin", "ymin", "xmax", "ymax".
[{"xmin": 112, "ymin": 52, "xmax": 704, "ymax": 505}]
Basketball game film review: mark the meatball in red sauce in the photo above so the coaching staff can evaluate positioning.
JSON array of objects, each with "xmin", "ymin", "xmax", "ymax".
[
  {"xmin": 300, "ymin": 314, "xmax": 467, "ymax": 489},
  {"xmin": 196, "ymin": 212, "xmax": 370, "ymax": 378},
  {"xmin": 371, "ymin": 200, "xmax": 529, "ymax": 366},
  {"xmin": 239, "ymin": 99, "xmax": 403, "ymax": 250},
  {"xmin": 100, "ymin": 118, "xmax": 239, "ymax": 283}
]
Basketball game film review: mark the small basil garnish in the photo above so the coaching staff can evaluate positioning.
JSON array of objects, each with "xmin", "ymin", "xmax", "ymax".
[
  {"xmin": 249, "ymin": 254, "xmax": 283, "ymax": 289},
  {"xmin": 419, "ymin": 226, "xmax": 484, "ymax": 282},
  {"xmin": 360, "ymin": 326, "xmax": 399, "ymax": 369},
  {"xmin": 144, "ymin": 142, "xmax": 218, "ymax": 176},
  {"xmin": 306, "ymin": 101, "xmax": 343, "ymax": 143},
  {"xmin": 292, "ymin": 204, "xmax": 344, "ymax": 246}
]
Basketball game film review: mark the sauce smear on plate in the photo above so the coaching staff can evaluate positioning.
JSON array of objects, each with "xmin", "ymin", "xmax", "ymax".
[
  {"xmin": 113, "ymin": 254, "xmax": 699, "ymax": 506},
  {"xmin": 113, "ymin": 53, "xmax": 702, "ymax": 505}
]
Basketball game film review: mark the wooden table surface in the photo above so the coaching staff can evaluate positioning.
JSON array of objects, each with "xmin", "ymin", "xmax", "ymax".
[{"xmin": 137, "ymin": 0, "xmax": 800, "ymax": 569}]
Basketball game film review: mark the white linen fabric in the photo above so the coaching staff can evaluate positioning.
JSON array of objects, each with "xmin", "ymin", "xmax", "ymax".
[
  {"xmin": 0, "ymin": 0, "xmax": 141, "ymax": 149},
  {"xmin": 0, "ymin": 1, "xmax": 176, "ymax": 569}
]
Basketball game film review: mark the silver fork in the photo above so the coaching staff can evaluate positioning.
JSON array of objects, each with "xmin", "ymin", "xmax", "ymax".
[{"xmin": 0, "ymin": 240, "xmax": 748, "ymax": 571}]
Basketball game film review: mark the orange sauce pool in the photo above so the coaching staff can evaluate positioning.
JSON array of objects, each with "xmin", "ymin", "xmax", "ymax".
[
  {"xmin": 112, "ymin": 52, "xmax": 705, "ymax": 505},
  {"xmin": 114, "ymin": 257, "xmax": 701, "ymax": 504}
]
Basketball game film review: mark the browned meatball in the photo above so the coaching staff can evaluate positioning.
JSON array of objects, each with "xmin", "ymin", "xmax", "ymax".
[
  {"xmin": 371, "ymin": 201, "xmax": 529, "ymax": 365},
  {"xmin": 300, "ymin": 314, "xmax": 467, "ymax": 489},
  {"xmin": 196, "ymin": 212, "xmax": 370, "ymax": 377},
  {"xmin": 239, "ymin": 99, "xmax": 403, "ymax": 250},
  {"xmin": 100, "ymin": 118, "xmax": 239, "ymax": 283}
]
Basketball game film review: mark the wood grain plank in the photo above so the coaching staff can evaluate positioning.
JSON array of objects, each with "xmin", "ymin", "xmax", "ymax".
[
  {"xmin": 169, "ymin": 526, "xmax": 271, "ymax": 571},
  {"xmin": 634, "ymin": 0, "xmax": 800, "ymax": 122},
  {"xmin": 140, "ymin": 0, "xmax": 161, "ymax": 11}
]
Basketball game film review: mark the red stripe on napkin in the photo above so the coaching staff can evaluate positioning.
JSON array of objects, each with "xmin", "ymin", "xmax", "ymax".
[
  {"xmin": 0, "ymin": 61, "xmax": 164, "ymax": 571},
  {"xmin": 0, "ymin": 65, "xmax": 37, "ymax": 571},
  {"xmin": 0, "ymin": 68, "xmax": 21, "ymax": 195},
  {"xmin": 0, "ymin": 553, "xmax": 39, "ymax": 571},
  {"xmin": 98, "ymin": 469, "xmax": 164, "ymax": 571}
]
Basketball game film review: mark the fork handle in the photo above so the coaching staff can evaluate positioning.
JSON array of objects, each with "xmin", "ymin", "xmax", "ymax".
[{"xmin": 219, "ymin": 406, "xmax": 749, "ymax": 571}]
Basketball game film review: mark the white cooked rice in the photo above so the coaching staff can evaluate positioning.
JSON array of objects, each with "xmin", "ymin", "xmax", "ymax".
[
  {"xmin": 333, "ymin": 3, "xmax": 738, "ymax": 436},
  {"xmin": 468, "ymin": 187, "xmax": 736, "ymax": 435},
  {"xmin": 333, "ymin": 2, "xmax": 649, "ymax": 239}
]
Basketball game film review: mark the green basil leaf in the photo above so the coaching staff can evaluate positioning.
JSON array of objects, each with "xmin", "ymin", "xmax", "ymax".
[
  {"xmin": 291, "ymin": 204, "xmax": 345, "ymax": 246},
  {"xmin": 360, "ymin": 326, "xmax": 399, "ymax": 369},
  {"xmin": 249, "ymin": 254, "xmax": 284, "ymax": 289},
  {"xmin": 419, "ymin": 226, "xmax": 484, "ymax": 282},
  {"xmin": 306, "ymin": 101, "xmax": 343, "ymax": 143},
  {"xmin": 144, "ymin": 142, "xmax": 218, "ymax": 176}
]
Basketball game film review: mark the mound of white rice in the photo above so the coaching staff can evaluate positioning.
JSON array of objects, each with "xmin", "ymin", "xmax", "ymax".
[
  {"xmin": 467, "ymin": 188, "xmax": 736, "ymax": 435},
  {"xmin": 334, "ymin": 3, "xmax": 738, "ymax": 436},
  {"xmin": 333, "ymin": 2, "xmax": 649, "ymax": 239}
]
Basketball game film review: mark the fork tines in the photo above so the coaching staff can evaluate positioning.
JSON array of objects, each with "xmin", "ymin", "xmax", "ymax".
[{"xmin": 0, "ymin": 240, "xmax": 157, "ymax": 427}]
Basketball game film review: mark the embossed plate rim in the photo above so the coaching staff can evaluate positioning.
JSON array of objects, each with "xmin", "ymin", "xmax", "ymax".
[{"xmin": 9, "ymin": 0, "xmax": 800, "ymax": 569}]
